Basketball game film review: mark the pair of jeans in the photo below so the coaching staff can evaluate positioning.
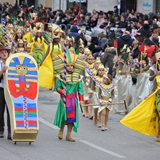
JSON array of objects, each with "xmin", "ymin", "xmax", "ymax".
[{"xmin": 0, "ymin": 88, "xmax": 11, "ymax": 133}]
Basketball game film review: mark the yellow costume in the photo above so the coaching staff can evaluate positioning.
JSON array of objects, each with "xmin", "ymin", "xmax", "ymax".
[{"xmin": 120, "ymin": 76, "xmax": 160, "ymax": 136}]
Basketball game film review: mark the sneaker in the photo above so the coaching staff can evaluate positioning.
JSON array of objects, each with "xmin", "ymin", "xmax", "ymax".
[
  {"xmin": 0, "ymin": 131, "xmax": 4, "ymax": 138},
  {"xmin": 7, "ymin": 133, "xmax": 11, "ymax": 140}
]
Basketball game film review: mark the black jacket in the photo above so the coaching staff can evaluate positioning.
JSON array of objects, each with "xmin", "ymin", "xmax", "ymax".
[
  {"xmin": 131, "ymin": 46, "xmax": 140, "ymax": 59},
  {"xmin": 117, "ymin": 34, "xmax": 133, "ymax": 55}
]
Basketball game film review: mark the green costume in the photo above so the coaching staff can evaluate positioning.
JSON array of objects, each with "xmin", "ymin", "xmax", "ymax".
[{"xmin": 54, "ymin": 75, "xmax": 84, "ymax": 133}]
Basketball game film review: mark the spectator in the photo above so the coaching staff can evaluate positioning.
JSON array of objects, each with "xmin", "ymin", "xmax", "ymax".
[
  {"xmin": 93, "ymin": 29, "xmax": 108, "ymax": 58},
  {"xmin": 67, "ymin": 25, "xmax": 82, "ymax": 52},
  {"xmin": 117, "ymin": 31, "xmax": 133, "ymax": 55},
  {"xmin": 114, "ymin": 6, "xmax": 118, "ymax": 16},
  {"xmin": 131, "ymin": 39, "xmax": 140, "ymax": 59},
  {"xmin": 90, "ymin": 15, "xmax": 98, "ymax": 28},
  {"xmin": 119, "ymin": 15, "xmax": 127, "ymax": 28},
  {"xmin": 102, "ymin": 40, "xmax": 116, "ymax": 75}
]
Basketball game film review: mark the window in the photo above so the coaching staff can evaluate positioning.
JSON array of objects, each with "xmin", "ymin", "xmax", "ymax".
[{"xmin": 67, "ymin": 0, "xmax": 88, "ymax": 10}]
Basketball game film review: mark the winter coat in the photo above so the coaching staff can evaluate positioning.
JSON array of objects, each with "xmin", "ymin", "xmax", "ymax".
[
  {"xmin": 131, "ymin": 46, "xmax": 140, "ymax": 59},
  {"xmin": 118, "ymin": 21, "xmax": 127, "ymax": 28},
  {"xmin": 102, "ymin": 47, "xmax": 116, "ymax": 75},
  {"xmin": 117, "ymin": 34, "xmax": 133, "ymax": 55},
  {"xmin": 67, "ymin": 26, "xmax": 82, "ymax": 50}
]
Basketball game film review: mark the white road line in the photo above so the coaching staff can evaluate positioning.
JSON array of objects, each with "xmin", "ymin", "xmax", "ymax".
[
  {"xmin": 39, "ymin": 117, "xmax": 127, "ymax": 159},
  {"xmin": 79, "ymin": 140, "xmax": 127, "ymax": 159},
  {"xmin": 39, "ymin": 117, "xmax": 59, "ymax": 130}
]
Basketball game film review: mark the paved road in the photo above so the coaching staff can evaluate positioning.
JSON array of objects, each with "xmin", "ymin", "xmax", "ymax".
[{"xmin": 0, "ymin": 87, "xmax": 160, "ymax": 160}]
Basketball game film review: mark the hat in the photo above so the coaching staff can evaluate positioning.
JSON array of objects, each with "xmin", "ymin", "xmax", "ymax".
[
  {"xmin": 52, "ymin": 26, "xmax": 59, "ymax": 32},
  {"xmin": 79, "ymin": 38, "xmax": 84, "ymax": 45},
  {"xmin": 98, "ymin": 63, "xmax": 105, "ymax": 70},
  {"xmin": 66, "ymin": 36, "xmax": 71, "ymax": 41},
  {"xmin": 48, "ymin": 24, "xmax": 52, "ymax": 28},
  {"xmin": 8, "ymin": 24, "xmax": 13, "ymax": 28},
  {"xmin": 16, "ymin": 29, "xmax": 23, "ymax": 34},
  {"xmin": 84, "ymin": 48, "xmax": 91, "ymax": 55},
  {"xmin": 103, "ymin": 73, "xmax": 112, "ymax": 82},
  {"xmin": 66, "ymin": 52, "xmax": 77, "ymax": 65},
  {"xmin": 26, "ymin": 43, "xmax": 31, "ymax": 48},
  {"xmin": 95, "ymin": 57, "xmax": 101, "ymax": 63},
  {"xmin": 87, "ymin": 54, "xmax": 94, "ymax": 60},
  {"xmin": 121, "ymin": 44, "xmax": 130, "ymax": 53},
  {"xmin": 18, "ymin": 39, "xmax": 23, "ymax": 44},
  {"xmin": 6, "ymin": 15, "xmax": 10, "ymax": 20},
  {"xmin": 52, "ymin": 34, "xmax": 60, "ymax": 39},
  {"xmin": 0, "ymin": 46, "xmax": 10, "ymax": 53},
  {"xmin": 53, "ymin": 51, "xmax": 85, "ymax": 82},
  {"xmin": 23, "ymin": 38, "xmax": 27, "ymax": 42},
  {"xmin": 36, "ymin": 29, "xmax": 43, "ymax": 33}
]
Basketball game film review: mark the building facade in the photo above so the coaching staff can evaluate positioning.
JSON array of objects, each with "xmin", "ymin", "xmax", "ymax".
[{"xmin": 1, "ymin": 0, "xmax": 159, "ymax": 14}]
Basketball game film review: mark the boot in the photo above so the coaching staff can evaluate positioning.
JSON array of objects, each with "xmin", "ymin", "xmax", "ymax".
[
  {"xmin": 101, "ymin": 110, "xmax": 106, "ymax": 131},
  {"xmin": 58, "ymin": 124, "xmax": 65, "ymax": 140},
  {"xmin": 104, "ymin": 109, "xmax": 109, "ymax": 130},
  {"xmin": 89, "ymin": 106, "xmax": 93, "ymax": 119},
  {"xmin": 66, "ymin": 124, "xmax": 75, "ymax": 142},
  {"xmin": 97, "ymin": 112, "xmax": 102, "ymax": 127},
  {"xmin": 93, "ymin": 109, "xmax": 98, "ymax": 125}
]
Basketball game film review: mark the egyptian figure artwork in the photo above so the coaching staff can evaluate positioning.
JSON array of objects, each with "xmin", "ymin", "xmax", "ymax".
[{"xmin": 4, "ymin": 53, "xmax": 39, "ymax": 143}]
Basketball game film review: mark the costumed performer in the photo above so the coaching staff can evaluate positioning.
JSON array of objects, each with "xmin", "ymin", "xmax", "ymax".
[
  {"xmin": 89, "ymin": 62, "xmax": 105, "ymax": 126},
  {"xmin": 53, "ymin": 52, "xmax": 85, "ymax": 142},
  {"xmin": 120, "ymin": 49, "xmax": 160, "ymax": 142},
  {"xmin": 98, "ymin": 73, "xmax": 114, "ymax": 131},
  {"xmin": 113, "ymin": 44, "xmax": 132, "ymax": 114},
  {"xmin": 133, "ymin": 46, "xmax": 151, "ymax": 106}
]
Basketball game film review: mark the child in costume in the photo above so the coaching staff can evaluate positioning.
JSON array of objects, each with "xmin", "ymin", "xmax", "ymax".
[
  {"xmin": 83, "ymin": 54, "xmax": 95, "ymax": 119},
  {"xmin": 14, "ymin": 29, "xmax": 23, "ymax": 44},
  {"xmin": 98, "ymin": 73, "xmax": 114, "ymax": 131},
  {"xmin": 15, "ymin": 39, "xmax": 25, "ymax": 53},
  {"xmin": 133, "ymin": 47, "xmax": 151, "ymax": 106},
  {"xmin": 66, "ymin": 36, "xmax": 75, "ymax": 54},
  {"xmin": 53, "ymin": 52, "xmax": 85, "ymax": 142},
  {"xmin": 31, "ymin": 29, "xmax": 45, "ymax": 66},
  {"xmin": 25, "ymin": 44, "xmax": 34, "ymax": 56},
  {"xmin": 89, "ymin": 63, "xmax": 105, "ymax": 126},
  {"xmin": 113, "ymin": 44, "xmax": 132, "ymax": 114}
]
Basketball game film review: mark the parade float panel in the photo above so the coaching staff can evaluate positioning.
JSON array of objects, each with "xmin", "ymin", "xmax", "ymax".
[{"xmin": 4, "ymin": 53, "xmax": 39, "ymax": 142}]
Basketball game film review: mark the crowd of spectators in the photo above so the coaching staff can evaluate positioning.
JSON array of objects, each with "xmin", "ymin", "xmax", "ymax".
[{"xmin": 1, "ymin": 2, "xmax": 160, "ymax": 77}]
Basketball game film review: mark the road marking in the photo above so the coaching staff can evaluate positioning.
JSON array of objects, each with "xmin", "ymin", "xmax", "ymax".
[
  {"xmin": 39, "ymin": 117, "xmax": 59, "ymax": 130},
  {"xmin": 39, "ymin": 117, "xmax": 127, "ymax": 159},
  {"xmin": 79, "ymin": 140, "xmax": 127, "ymax": 159}
]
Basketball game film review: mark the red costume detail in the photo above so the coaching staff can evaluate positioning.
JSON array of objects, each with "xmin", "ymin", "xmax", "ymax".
[
  {"xmin": 8, "ymin": 76, "xmax": 37, "ymax": 99},
  {"xmin": 78, "ymin": 94, "xmax": 84, "ymax": 101}
]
